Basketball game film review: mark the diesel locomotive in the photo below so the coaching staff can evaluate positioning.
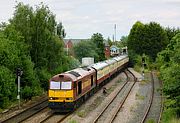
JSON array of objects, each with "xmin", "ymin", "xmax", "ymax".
[{"xmin": 48, "ymin": 55, "xmax": 129, "ymax": 112}]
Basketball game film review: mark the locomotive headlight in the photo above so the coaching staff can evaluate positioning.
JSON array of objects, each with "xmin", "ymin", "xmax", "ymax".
[
  {"xmin": 49, "ymin": 97, "xmax": 53, "ymax": 100},
  {"xmin": 66, "ymin": 98, "xmax": 73, "ymax": 100}
]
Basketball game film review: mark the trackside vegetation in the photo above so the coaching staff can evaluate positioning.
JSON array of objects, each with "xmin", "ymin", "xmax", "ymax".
[
  {"xmin": 128, "ymin": 21, "xmax": 180, "ymax": 122},
  {"xmin": 0, "ymin": 2, "xmax": 106, "ymax": 110},
  {"xmin": 73, "ymin": 33, "xmax": 105, "ymax": 63},
  {"xmin": 0, "ymin": 2, "xmax": 80, "ymax": 109}
]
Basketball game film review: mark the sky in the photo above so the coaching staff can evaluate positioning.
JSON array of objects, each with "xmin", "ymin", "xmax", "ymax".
[{"xmin": 0, "ymin": 0, "xmax": 180, "ymax": 40}]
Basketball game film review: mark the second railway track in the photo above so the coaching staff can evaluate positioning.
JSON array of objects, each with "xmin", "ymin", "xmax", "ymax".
[
  {"xmin": 1, "ymin": 98, "xmax": 48, "ymax": 123},
  {"xmin": 93, "ymin": 69, "xmax": 137, "ymax": 123},
  {"xmin": 140, "ymin": 71, "xmax": 162, "ymax": 123}
]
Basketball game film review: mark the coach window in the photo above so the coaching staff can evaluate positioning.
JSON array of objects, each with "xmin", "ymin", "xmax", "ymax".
[{"xmin": 91, "ymin": 75, "xmax": 93, "ymax": 86}]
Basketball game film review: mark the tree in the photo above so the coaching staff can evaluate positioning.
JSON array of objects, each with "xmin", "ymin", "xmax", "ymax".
[
  {"xmin": 91, "ymin": 33, "xmax": 106, "ymax": 61},
  {"xmin": 128, "ymin": 21, "xmax": 168, "ymax": 61},
  {"xmin": 116, "ymin": 36, "xmax": 128, "ymax": 48},
  {"xmin": 107, "ymin": 37, "xmax": 112, "ymax": 46},
  {"xmin": 0, "ymin": 2, "xmax": 75, "ymax": 108},
  {"xmin": 120, "ymin": 36, "xmax": 128, "ymax": 47},
  {"xmin": 73, "ymin": 40, "xmax": 99, "ymax": 62},
  {"xmin": 2, "ymin": 2, "xmax": 68, "ymax": 94},
  {"xmin": 157, "ymin": 33, "xmax": 180, "ymax": 118},
  {"xmin": 165, "ymin": 27, "xmax": 180, "ymax": 43},
  {"xmin": 128, "ymin": 21, "xmax": 145, "ymax": 55},
  {"xmin": 56, "ymin": 22, "xmax": 66, "ymax": 39}
]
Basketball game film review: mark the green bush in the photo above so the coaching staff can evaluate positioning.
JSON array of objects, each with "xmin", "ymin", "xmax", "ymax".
[
  {"xmin": 0, "ymin": 66, "xmax": 16, "ymax": 108},
  {"xmin": 37, "ymin": 68, "xmax": 52, "ymax": 90}
]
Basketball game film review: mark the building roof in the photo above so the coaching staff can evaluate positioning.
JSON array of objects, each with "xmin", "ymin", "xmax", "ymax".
[
  {"xmin": 64, "ymin": 39, "xmax": 90, "ymax": 45},
  {"xmin": 110, "ymin": 45, "xmax": 120, "ymax": 50}
]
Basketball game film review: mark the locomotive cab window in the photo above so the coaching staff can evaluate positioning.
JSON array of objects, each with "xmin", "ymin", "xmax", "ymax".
[
  {"xmin": 61, "ymin": 81, "xmax": 72, "ymax": 90},
  {"xmin": 50, "ymin": 81, "xmax": 60, "ymax": 89},
  {"xmin": 50, "ymin": 81, "xmax": 72, "ymax": 90}
]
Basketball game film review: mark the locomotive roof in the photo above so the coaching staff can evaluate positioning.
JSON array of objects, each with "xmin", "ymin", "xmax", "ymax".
[
  {"xmin": 65, "ymin": 67, "xmax": 95, "ymax": 81},
  {"xmin": 51, "ymin": 67, "xmax": 95, "ymax": 82},
  {"xmin": 90, "ymin": 62, "xmax": 108, "ymax": 70}
]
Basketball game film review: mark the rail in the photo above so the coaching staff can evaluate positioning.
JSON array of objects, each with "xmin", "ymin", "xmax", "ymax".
[
  {"xmin": 140, "ymin": 72, "xmax": 154, "ymax": 123},
  {"xmin": 93, "ymin": 69, "xmax": 137, "ymax": 123}
]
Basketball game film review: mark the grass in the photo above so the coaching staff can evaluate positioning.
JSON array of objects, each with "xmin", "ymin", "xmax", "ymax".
[
  {"xmin": 135, "ymin": 93, "xmax": 145, "ymax": 100},
  {"xmin": 117, "ymin": 80, "xmax": 122, "ymax": 83},
  {"xmin": 77, "ymin": 110, "xmax": 86, "ymax": 117},
  {"xmin": 139, "ymin": 79, "xmax": 148, "ymax": 85},
  {"xmin": 107, "ymin": 79, "xmax": 122, "ymax": 93},
  {"xmin": 77, "ymin": 96, "xmax": 104, "ymax": 118},
  {"xmin": 107, "ymin": 85, "xmax": 116, "ymax": 93},
  {"xmin": 130, "ymin": 105, "xmax": 134, "ymax": 112},
  {"xmin": 168, "ymin": 117, "xmax": 180, "ymax": 123},
  {"xmin": 68, "ymin": 119, "xmax": 79, "ymax": 123},
  {"xmin": 0, "ymin": 108, "xmax": 3, "ymax": 113},
  {"xmin": 161, "ymin": 107, "xmax": 179, "ymax": 123},
  {"xmin": 146, "ymin": 119, "xmax": 155, "ymax": 123}
]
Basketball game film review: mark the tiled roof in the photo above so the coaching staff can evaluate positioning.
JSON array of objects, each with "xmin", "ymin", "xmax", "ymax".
[{"xmin": 64, "ymin": 39, "xmax": 90, "ymax": 45}]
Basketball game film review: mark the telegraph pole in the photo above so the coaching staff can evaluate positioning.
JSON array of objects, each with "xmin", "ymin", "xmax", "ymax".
[{"xmin": 114, "ymin": 24, "xmax": 116, "ymax": 42}]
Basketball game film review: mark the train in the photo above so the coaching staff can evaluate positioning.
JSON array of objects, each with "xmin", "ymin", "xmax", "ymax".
[{"xmin": 48, "ymin": 55, "xmax": 129, "ymax": 112}]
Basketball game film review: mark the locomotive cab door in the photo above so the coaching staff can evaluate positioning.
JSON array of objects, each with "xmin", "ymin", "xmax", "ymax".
[
  {"xmin": 77, "ymin": 81, "xmax": 82, "ymax": 95},
  {"xmin": 91, "ymin": 75, "xmax": 93, "ymax": 87}
]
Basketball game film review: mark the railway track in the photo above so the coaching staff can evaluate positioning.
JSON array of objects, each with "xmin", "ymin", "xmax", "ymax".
[
  {"xmin": 1, "ymin": 98, "xmax": 48, "ymax": 123},
  {"xmin": 140, "ymin": 72, "xmax": 162, "ymax": 123},
  {"xmin": 93, "ymin": 69, "xmax": 137, "ymax": 123},
  {"xmin": 40, "ymin": 112, "xmax": 71, "ymax": 123}
]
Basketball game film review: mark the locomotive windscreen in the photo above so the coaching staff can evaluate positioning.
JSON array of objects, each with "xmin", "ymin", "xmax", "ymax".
[{"xmin": 50, "ymin": 81, "xmax": 72, "ymax": 90}]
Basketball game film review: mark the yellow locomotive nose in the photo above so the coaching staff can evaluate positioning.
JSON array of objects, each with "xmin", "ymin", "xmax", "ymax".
[{"xmin": 48, "ymin": 89, "xmax": 74, "ymax": 102}]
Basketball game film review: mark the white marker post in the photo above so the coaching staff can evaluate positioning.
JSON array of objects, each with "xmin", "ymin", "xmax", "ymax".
[
  {"xmin": 142, "ymin": 56, "xmax": 145, "ymax": 80},
  {"xmin": 17, "ymin": 75, "xmax": 20, "ymax": 109},
  {"xmin": 16, "ymin": 68, "xmax": 22, "ymax": 109}
]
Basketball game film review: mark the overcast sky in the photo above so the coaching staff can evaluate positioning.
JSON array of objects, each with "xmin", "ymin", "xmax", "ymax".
[{"xmin": 0, "ymin": 0, "xmax": 180, "ymax": 40}]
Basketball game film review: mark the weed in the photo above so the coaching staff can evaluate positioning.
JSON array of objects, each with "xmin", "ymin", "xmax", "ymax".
[
  {"xmin": 168, "ymin": 117, "xmax": 180, "ymax": 123},
  {"xmin": 130, "ymin": 105, "xmax": 134, "ymax": 112},
  {"xmin": 135, "ymin": 93, "xmax": 145, "ymax": 100},
  {"xmin": 77, "ymin": 110, "xmax": 86, "ymax": 117},
  {"xmin": 68, "ymin": 119, "xmax": 79, "ymax": 123},
  {"xmin": 117, "ymin": 80, "xmax": 122, "ymax": 83},
  {"xmin": 147, "ymin": 119, "xmax": 155, "ymax": 123},
  {"xmin": 0, "ymin": 108, "xmax": 3, "ymax": 113}
]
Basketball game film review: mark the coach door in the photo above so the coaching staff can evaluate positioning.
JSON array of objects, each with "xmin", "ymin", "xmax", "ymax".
[{"xmin": 78, "ymin": 81, "xmax": 82, "ymax": 95}]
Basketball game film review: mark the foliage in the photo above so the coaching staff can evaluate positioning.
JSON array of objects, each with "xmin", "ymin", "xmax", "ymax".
[
  {"xmin": 107, "ymin": 37, "xmax": 112, "ymax": 46},
  {"xmin": 57, "ymin": 22, "xmax": 66, "ymax": 39},
  {"xmin": 0, "ymin": 2, "xmax": 72, "ymax": 109},
  {"xmin": 73, "ymin": 40, "xmax": 99, "ymax": 62},
  {"xmin": 128, "ymin": 21, "xmax": 168, "ymax": 61},
  {"xmin": 91, "ymin": 33, "xmax": 106, "ymax": 61},
  {"xmin": 165, "ymin": 27, "xmax": 180, "ymax": 43},
  {"xmin": 68, "ymin": 119, "xmax": 79, "ymax": 123},
  {"xmin": 157, "ymin": 33, "xmax": 180, "ymax": 119},
  {"xmin": 0, "ymin": 66, "xmax": 16, "ymax": 108},
  {"xmin": 119, "ymin": 36, "xmax": 128, "ymax": 47},
  {"xmin": 67, "ymin": 56, "xmax": 81, "ymax": 69}
]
